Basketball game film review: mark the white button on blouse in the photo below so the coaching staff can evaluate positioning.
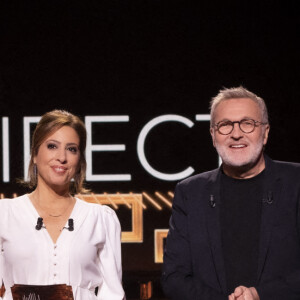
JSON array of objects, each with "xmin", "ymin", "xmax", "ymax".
[{"xmin": 0, "ymin": 195, "xmax": 125, "ymax": 300}]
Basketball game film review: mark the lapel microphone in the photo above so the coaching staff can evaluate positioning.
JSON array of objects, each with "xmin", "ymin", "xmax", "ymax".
[
  {"xmin": 210, "ymin": 195, "xmax": 216, "ymax": 208},
  {"xmin": 262, "ymin": 191, "xmax": 273, "ymax": 204},
  {"xmin": 35, "ymin": 218, "xmax": 74, "ymax": 231},
  {"xmin": 67, "ymin": 219, "xmax": 74, "ymax": 231},
  {"xmin": 62, "ymin": 219, "xmax": 74, "ymax": 231},
  {"xmin": 35, "ymin": 217, "xmax": 45, "ymax": 230}
]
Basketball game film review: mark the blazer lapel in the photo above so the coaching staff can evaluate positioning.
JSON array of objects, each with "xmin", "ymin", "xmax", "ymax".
[
  {"xmin": 257, "ymin": 156, "xmax": 282, "ymax": 282},
  {"xmin": 204, "ymin": 169, "xmax": 227, "ymax": 294}
]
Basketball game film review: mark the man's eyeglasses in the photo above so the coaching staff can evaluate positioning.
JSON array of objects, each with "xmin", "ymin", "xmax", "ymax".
[{"xmin": 213, "ymin": 119, "xmax": 268, "ymax": 135}]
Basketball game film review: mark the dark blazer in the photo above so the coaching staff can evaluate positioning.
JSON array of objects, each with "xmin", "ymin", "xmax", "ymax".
[{"xmin": 161, "ymin": 156, "xmax": 300, "ymax": 300}]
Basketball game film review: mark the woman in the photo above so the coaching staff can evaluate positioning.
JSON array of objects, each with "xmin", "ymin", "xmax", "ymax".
[{"xmin": 0, "ymin": 110, "xmax": 125, "ymax": 300}]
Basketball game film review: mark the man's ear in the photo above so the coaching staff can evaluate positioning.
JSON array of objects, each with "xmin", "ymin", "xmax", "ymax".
[
  {"xmin": 210, "ymin": 127, "xmax": 216, "ymax": 148},
  {"xmin": 263, "ymin": 125, "xmax": 270, "ymax": 146}
]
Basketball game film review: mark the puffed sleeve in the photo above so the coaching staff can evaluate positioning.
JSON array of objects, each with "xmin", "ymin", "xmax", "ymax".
[{"xmin": 97, "ymin": 206, "xmax": 125, "ymax": 300}]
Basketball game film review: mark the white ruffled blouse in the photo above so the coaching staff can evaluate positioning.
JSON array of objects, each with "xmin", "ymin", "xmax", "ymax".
[{"xmin": 0, "ymin": 195, "xmax": 125, "ymax": 300}]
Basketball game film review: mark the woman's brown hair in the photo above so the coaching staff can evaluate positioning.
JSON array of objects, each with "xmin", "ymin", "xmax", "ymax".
[{"xmin": 27, "ymin": 110, "xmax": 87, "ymax": 194}]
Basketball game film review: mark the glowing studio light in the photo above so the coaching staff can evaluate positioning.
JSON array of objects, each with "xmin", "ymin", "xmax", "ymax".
[
  {"xmin": 142, "ymin": 192, "xmax": 162, "ymax": 210},
  {"xmin": 116, "ymin": 192, "xmax": 131, "ymax": 209},
  {"xmin": 168, "ymin": 191, "xmax": 174, "ymax": 198},
  {"xmin": 155, "ymin": 192, "xmax": 172, "ymax": 208},
  {"xmin": 90, "ymin": 192, "xmax": 102, "ymax": 205},
  {"xmin": 103, "ymin": 192, "xmax": 119, "ymax": 209},
  {"xmin": 130, "ymin": 192, "xmax": 147, "ymax": 209}
]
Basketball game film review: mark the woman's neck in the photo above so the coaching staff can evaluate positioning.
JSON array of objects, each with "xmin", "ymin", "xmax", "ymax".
[{"xmin": 31, "ymin": 180, "xmax": 71, "ymax": 209}]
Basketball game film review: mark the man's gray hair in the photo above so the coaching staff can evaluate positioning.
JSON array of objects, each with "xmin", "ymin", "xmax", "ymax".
[{"xmin": 209, "ymin": 86, "xmax": 269, "ymax": 126}]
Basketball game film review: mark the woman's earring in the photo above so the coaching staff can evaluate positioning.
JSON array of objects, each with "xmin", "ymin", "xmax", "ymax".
[{"xmin": 33, "ymin": 164, "xmax": 38, "ymax": 182}]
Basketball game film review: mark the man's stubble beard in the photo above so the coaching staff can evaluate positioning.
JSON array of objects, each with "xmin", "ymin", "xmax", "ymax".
[{"xmin": 215, "ymin": 136, "xmax": 265, "ymax": 170}]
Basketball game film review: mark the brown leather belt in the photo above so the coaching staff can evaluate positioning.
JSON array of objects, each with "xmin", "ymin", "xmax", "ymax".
[{"xmin": 11, "ymin": 284, "xmax": 74, "ymax": 300}]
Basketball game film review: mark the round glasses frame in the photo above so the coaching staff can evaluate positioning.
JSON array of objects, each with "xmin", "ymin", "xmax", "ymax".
[{"xmin": 213, "ymin": 119, "xmax": 268, "ymax": 135}]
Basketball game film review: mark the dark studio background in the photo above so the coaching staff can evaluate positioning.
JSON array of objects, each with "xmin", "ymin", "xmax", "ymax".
[{"xmin": 0, "ymin": 1, "xmax": 299, "ymax": 298}]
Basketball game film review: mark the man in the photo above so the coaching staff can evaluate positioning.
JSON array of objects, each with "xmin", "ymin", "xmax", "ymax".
[{"xmin": 161, "ymin": 87, "xmax": 300, "ymax": 300}]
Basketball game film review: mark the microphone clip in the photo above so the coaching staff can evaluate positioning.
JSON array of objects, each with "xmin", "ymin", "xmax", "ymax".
[
  {"xmin": 210, "ymin": 195, "xmax": 216, "ymax": 208},
  {"xmin": 262, "ymin": 191, "xmax": 273, "ymax": 205},
  {"xmin": 35, "ymin": 217, "xmax": 46, "ymax": 230},
  {"xmin": 62, "ymin": 219, "xmax": 74, "ymax": 231},
  {"xmin": 35, "ymin": 218, "xmax": 74, "ymax": 232}
]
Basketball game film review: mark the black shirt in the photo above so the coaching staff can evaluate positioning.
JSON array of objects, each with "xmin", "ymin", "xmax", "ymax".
[{"xmin": 220, "ymin": 169, "xmax": 265, "ymax": 294}]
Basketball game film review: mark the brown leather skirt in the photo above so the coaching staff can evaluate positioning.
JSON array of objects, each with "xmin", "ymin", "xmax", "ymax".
[{"xmin": 11, "ymin": 284, "xmax": 74, "ymax": 300}]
